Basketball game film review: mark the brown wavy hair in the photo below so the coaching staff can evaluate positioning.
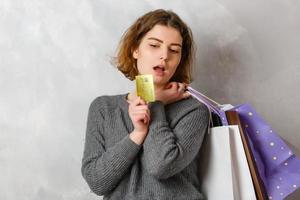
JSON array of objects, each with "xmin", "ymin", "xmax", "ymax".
[{"xmin": 113, "ymin": 9, "xmax": 195, "ymax": 83}]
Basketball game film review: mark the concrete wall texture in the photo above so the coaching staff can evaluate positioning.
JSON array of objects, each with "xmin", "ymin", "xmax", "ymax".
[{"xmin": 0, "ymin": 0, "xmax": 299, "ymax": 199}]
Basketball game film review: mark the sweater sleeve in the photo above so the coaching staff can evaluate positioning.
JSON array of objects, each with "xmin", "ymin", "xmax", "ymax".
[
  {"xmin": 81, "ymin": 98, "xmax": 141, "ymax": 196},
  {"xmin": 141, "ymin": 100, "xmax": 209, "ymax": 180}
]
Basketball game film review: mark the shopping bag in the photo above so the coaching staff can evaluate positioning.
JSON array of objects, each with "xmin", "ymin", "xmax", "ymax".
[
  {"xmin": 198, "ymin": 125, "xmax": 257, "ymax": 200},
  {"xmin": 188, "ymin": 87, "xmax": 265, "ymax": 199},
  {"xmin": 188, "ymin": 87, "xmax": 257, "ymax": 199},
  {"xmin": 188, "ymin": 87, "xmax": 300, "ymax": 200},
  {"xmin": 229, "ymin": 104, "xmax": 300, "ymax": 200}
]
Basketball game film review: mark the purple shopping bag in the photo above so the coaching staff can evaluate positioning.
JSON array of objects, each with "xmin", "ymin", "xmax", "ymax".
[
  {"xmin": 231, "ymin": 103, "xmax": 300, "ymax": 200},
  {"xmin": 187, "ymin": 87, "xmax": 300, "ymax": 200}
]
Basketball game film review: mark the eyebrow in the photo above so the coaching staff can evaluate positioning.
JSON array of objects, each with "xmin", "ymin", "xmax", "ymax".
[{"xmin": 147, "ymin": 37, "xmax": 182, "ymax": 47}]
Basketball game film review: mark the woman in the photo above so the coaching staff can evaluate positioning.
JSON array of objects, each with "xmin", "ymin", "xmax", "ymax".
[{"xmin": 81, "ymin": 9, "xmax": 209, "ymax": 200}]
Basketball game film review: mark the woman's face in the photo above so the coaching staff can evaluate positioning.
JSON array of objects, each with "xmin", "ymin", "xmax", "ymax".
[{"xmin": 133, "ymin": 24, "xmax": 182, "ymax": 87}]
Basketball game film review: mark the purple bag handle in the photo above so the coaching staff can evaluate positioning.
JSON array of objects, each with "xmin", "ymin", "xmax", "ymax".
[{"xmin": 187, "ymin": 87, "xmax": 229, "ymax": 125}]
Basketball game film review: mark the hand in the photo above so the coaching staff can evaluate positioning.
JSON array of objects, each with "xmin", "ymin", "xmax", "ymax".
[
  {"xmin": 155, "ymin": 82, "xmax": 190, "ymax": 105},
  {"xmin": 127, "ymin": 96, "xmax": 150, "ymax": 135}
]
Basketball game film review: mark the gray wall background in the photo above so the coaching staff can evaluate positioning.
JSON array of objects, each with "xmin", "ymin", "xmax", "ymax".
[{"xmin": 0, "ymin": 0, "xmax": 299, "ymax": 199}]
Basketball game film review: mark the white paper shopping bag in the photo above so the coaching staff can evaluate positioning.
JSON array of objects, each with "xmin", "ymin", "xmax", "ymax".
[{"xmin": 198, "ymin": 125, "xmax": 256, "ymax": 200}]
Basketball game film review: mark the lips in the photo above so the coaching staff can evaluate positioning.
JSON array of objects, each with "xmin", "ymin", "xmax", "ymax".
[
  {"xmin": 153, "ymin": 65, "xmax": 165, "ymax": 71},
  {"xmin": 153, "ymin": 65, "xmax": 165, "ymax": 76}
]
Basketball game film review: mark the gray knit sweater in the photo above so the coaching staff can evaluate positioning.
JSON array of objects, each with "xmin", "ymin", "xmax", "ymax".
[{"xmin": 81, "ymin": 94, "xmax": 209, "ymax": 200}]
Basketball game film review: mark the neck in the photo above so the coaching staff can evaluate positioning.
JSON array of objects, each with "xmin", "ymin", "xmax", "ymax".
[{"xmin": 154, "ymin": 83, "xmax": 166, "ymax": 92}]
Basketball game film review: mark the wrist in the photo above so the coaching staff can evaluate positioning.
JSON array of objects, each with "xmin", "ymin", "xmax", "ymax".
[{"xmin": 129, "ymin": 129, "xmax": 147, "ymax": 145}]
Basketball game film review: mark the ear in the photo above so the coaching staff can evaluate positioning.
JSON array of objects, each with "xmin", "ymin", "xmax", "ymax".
[{"xmin": 133, "ymin": 49, "xmax": 139, "ymax": 59}]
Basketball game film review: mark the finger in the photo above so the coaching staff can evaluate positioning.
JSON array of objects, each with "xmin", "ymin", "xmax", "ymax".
[
  {"xmin": 146, "ymin": 108, "xmax": 150, "ymax": 117},
  {"xmin": 134, "ymin": 108, "xmax": 150, "ymax": 119},
  {"xmin": 167, "ymin": 82, "xmax": 176, "ymax": 87},
  {"xmin": 139, "ymin": 98, "xmax": 147, "ymax": 105},
  {"xmin": 130, "ymin": 96, "xmax": 146, "ymax": 106},
  {"xmin": 143, "ymin": 113, "xmax": 150, "ymax": 124},
  {"xmin": 177, "ymin": 83, "xmax": 185, "ymax": 94},
  {"xmin": 133, "ymin": 111, "xmax": 150, "ymax": 120},
  {"xmin": 183, "ymin": 83, "xmax": 189, "ymax": 92},
  {"xmin": 182, "ymin": 91, "xmax": 191, "ymax": 99},
  {"xmin": 133, "ymin": 113, "xmax": 150, "ymax": 123},
  {"xmin": 129, "ymin": 105, "xmax": 149, "ymax": 116},
  {"xmin": 135, "ymin": 96, "xmax": 147, "ymax": 105},
  {"xmin": 165, "ymin": 82, "xmax": 173, "ymax": 89},
  {"xmin": 132, "ymin": 110, "xmax": 149, "ymax": 115},
  {"xmin": 143, "ymin": 116, "xmax": 150, "ymax": 124},
  {"xmin": 132, "ymin": 105, "xmax": 148, "ymax": 110},
  {"xmin": 129, "ymin": 96, "xmax": 140, "ymax": 105},
  {"xmin": 169, "ymin": 82, "xmax": 178, "ymax": 90},
  {"xmin": 132, "ymin": 113, "xmax": 146, "ymax": 120},
  {"xmin": 183, "ymin": 82, "xmax": 189, "ymax": 88},
  {"xmin": 130, "ymin": 107, "xmax": 148, "ymax": 115}
]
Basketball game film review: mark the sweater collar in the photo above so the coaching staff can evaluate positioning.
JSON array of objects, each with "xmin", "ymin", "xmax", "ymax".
[{"xmin": 119, "ymin": 93, "xmax": 130, "ymax": 111}]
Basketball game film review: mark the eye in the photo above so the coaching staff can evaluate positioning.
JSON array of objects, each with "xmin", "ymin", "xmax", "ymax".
[
  {"xmin": 169, "ymin": 48, "xmax": 180, "ymax": 54},
  {"xmin": 149, "ymin": 44, "xmax": 159, "ymax": 48}
]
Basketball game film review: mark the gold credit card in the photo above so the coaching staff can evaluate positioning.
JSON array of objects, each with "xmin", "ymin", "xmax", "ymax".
[{"xmin": 135, "ymin": 74, "xmax": 155, "ymax": 102}]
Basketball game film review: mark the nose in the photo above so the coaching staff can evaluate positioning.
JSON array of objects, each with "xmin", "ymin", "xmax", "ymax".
[{"xmin": 160, "ymin": 47, "xmax": 169, "ymax": 61}]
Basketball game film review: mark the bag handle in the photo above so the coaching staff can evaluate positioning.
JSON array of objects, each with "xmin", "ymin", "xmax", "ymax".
[
  {"xmin": 187, "ymin": 87, "xmax": 229, "ymax": 125},
  {"xmin": 187, "ymin": 87, "xmax": 222, "ymax": 115},
  {"xmin": 187, "ymin": 87, "xmax": 221, "ymax": 106}
]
